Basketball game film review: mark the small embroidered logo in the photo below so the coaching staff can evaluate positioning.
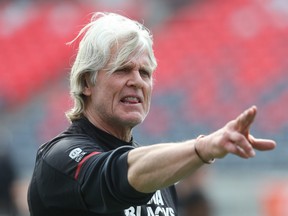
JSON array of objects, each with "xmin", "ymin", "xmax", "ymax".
[{"xmin": 69, "ymin": 148, "xmax": 86, "ymax": 162}]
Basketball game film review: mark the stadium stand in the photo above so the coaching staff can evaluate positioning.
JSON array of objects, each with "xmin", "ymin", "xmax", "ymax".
[
  {"xmin": 0, "ymin": 0, "xmax": 287, "ymax": 215},
  {"xmin": 0, "ymin": 2, "xmax": 89, "ymax": 106},
  {"xmin": 1, "ymin": 0, "xmax": 287, "ymax": 167}
]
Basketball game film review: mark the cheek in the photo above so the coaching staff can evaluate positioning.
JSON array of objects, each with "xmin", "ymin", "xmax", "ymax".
[
  {"xmin": 91, "ymin": 86, "xmax": 111, "ymax": 107},
  {"xmin": 145, "ymin": 87, "xmax": 153, "ymax": 107},
  {"xmin": 147, "ymin": 84, "xmax": 153, "ymax": 97}
]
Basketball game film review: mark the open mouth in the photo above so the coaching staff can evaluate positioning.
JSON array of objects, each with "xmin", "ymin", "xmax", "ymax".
[{"xmin": 120, "ymin": 96, "xmax": 142, "ymax": 104}]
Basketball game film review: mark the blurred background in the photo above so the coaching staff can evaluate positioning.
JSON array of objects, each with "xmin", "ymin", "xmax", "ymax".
[{"xmin": 0, "ymin": 0, "xmax": 287, "ymax": 215}]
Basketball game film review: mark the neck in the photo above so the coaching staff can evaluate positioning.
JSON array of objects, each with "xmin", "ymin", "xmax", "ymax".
[{"xmin": 83, "ymin": 111, "xmax": 132, "ymax": 142}]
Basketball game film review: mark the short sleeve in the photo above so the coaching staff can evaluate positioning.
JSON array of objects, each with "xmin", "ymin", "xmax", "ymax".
[{"xmin": 78, "ymin": 146, "xmax": 154, "ymax": 213}]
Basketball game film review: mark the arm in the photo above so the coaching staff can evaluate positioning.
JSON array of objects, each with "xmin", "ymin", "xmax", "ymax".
[{"xmin": 127, "ymin": 106, "xmax": 276, "ymax": 193}]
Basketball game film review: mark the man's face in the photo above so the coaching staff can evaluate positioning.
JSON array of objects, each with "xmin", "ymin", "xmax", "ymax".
[{"xmin": 84, "ymin": 52, "xmax": 153, "ymax": 135}]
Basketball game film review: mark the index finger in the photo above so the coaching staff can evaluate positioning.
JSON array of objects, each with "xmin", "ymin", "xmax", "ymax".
[{"xmin": 235, "ymin": 106, "xmax": 257, "ymax": 133}]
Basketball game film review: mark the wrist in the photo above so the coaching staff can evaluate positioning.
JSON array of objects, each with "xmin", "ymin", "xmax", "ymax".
[{"xmin": 194, "ymin": 135, "xmax": 215, "ymax": 164}]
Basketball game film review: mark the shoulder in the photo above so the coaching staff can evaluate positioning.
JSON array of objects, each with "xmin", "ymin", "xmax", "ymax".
[
  {"xmin": 38, "ymin": 134, "xmax": 102, "ymax": 172},
  {"xmin": 42, "ymin": 134, "xmax": 99, "ymax": 154}
]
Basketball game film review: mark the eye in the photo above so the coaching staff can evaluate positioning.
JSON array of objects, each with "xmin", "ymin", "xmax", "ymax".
[
  {"xmin": 114, "ymin": 65, "xmax": 135, "ymax": 75},
  {"xmin": 114, "ymin": 67, "xmax": 128, "ymax": 73},
  {"xmin": 139, "ymin": 69, "xmax": 151, "ymax": 78}
]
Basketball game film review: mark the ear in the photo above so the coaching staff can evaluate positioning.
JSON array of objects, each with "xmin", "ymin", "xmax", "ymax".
[{"xmin": 82, "ymin": 73, "xmax": 92, "ymax": 96}]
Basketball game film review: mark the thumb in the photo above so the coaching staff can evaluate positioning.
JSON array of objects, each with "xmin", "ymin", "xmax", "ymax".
[{"xmin": 249, "ymin": 134, "xmax": 277, "ymax": 151}]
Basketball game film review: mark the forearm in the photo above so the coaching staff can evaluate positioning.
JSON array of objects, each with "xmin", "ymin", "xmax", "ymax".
[
  {"xmin": 127, "ymin": 106, "xmax": 277, "ymax": 194},
  {"xmin": 127, "ymin": 140, "xmax": 205, "ymax": 193}
]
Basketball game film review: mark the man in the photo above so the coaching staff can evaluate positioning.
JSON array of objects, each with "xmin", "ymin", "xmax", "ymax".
[{"xmin": 27, "ymin": 12, "xmax": 276, "ymax": 216}]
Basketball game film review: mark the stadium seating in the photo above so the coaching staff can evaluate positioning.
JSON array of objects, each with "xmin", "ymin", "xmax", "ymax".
[
  {"xmin": 1, "ymin": 0, "xmax": 287, "ymax": 170},
  {"xmin": 0, "ymin": 2, "xmax": 91, "ymax": 106}
]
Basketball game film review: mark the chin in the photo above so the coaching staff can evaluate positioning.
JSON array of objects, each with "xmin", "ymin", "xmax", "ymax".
[
  {"xmin": 123, "ymin": 115, "xmax": 145, "ymax": 127},
  {"xmin": 128, "ymin": 118, "xmax": 144, "ymax": 127}
]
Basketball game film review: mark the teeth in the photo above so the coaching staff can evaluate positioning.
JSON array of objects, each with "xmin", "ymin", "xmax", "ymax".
[{"xmin": 122, "ymin": 97, "xmax": 139, "ymax": 103}]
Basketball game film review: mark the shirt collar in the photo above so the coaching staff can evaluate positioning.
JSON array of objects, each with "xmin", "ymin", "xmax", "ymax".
[{"xmin": 71, "ymin": 116, "xmax": 135, "ymax": 149}]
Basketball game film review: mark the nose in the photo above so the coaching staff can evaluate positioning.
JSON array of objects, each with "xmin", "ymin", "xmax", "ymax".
[{"xmin": 126, "ymin": 70, "xmax": 145, "ymax": 88}]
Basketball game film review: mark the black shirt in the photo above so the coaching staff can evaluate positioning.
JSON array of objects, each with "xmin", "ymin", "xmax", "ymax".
[{"xmin": 28, "ymin": 117, "xmax": 178, "ymax": 216}]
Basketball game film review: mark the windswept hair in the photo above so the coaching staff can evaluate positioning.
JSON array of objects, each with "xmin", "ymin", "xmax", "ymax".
[{"xmin": 65, "ymin": 12, "xmax": 157, "ymax": 121}]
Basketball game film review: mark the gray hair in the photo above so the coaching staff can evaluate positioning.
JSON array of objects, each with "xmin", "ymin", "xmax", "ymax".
[{"xmin": 65, "ymin": 12, "xmax": 157, "ymax": 121}]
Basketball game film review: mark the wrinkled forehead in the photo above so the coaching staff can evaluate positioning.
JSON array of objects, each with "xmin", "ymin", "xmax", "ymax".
[
  {"xmin": 105, "ymin": 40, "xmax": 156, "ymax": 74},
  {"xmin": 121, "ymin": 52, "xmax": 153, "ymax": 73}
]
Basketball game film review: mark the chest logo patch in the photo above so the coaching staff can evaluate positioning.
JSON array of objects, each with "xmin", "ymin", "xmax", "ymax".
[{"xmin": 69, "ymin": 148, "xmax": 86, "ymax": 162}]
